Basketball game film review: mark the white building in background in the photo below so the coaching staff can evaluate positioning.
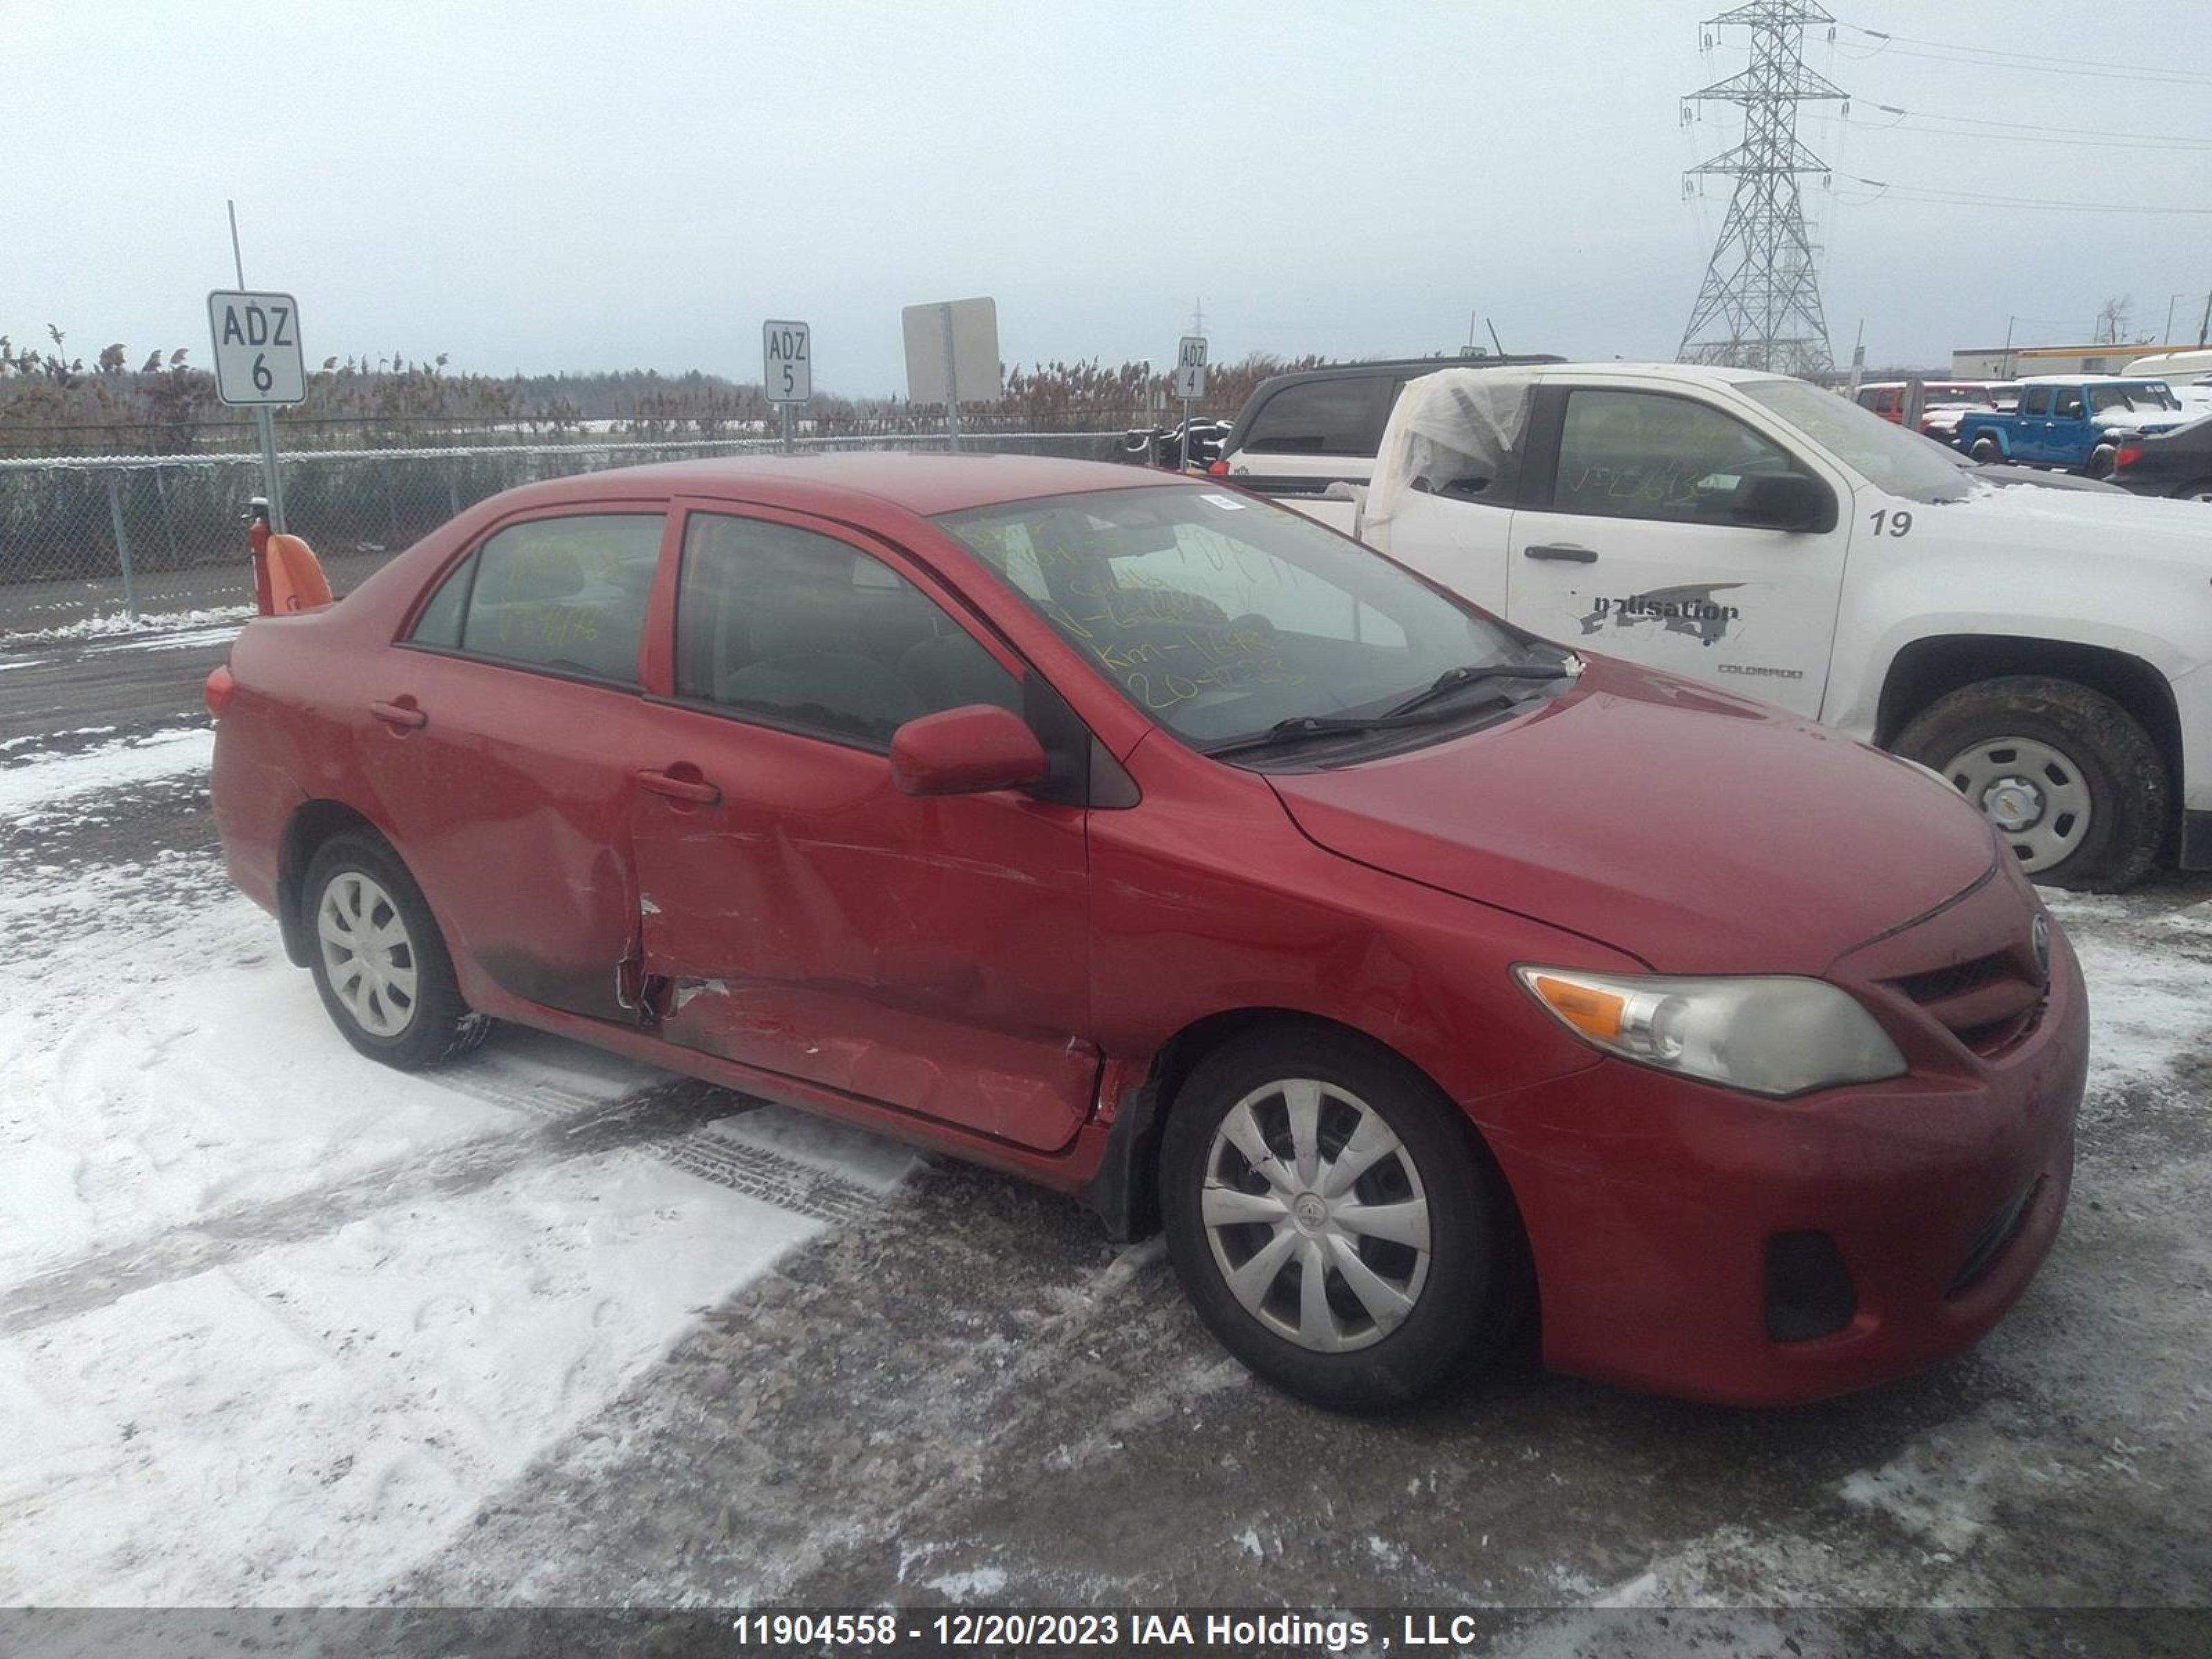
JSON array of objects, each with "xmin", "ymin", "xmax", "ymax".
[{"xmin": 1951, "ymin": 341, "xmax": 2207, "ymax": 378}]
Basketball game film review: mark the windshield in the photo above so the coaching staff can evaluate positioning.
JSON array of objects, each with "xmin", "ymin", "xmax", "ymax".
[
  {"xmin": 1738, "ymin": 378, "xmax": 1971, "ymax": 502},
  {"xmin": 935, "ymin": 486, "xmax": 1544, "ymax": 747},
  {"xmin": 2089, "ymin": 382, "xmax": 2179, "ymax": 414}
]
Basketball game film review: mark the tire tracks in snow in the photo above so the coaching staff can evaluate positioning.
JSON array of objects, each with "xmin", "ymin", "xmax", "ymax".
[{"xmin": 0, "ymin": 1069, "xmax": 888, "ymax": 1339}]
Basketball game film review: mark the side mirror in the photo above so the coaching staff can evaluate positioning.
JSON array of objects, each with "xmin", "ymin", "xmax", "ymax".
[
  {"xmin": 1732, "ymin": 471, "xmax": 1836, "ymax": 534},
  {"xmin": 890, "ymin": 704, "xmax": 1049, "ymax": 797}
]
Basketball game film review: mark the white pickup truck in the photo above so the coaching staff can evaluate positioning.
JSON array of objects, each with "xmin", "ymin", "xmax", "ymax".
[{"xmin": 1294, "ymin": 362, "xmax": 2212, "ymax": 890}]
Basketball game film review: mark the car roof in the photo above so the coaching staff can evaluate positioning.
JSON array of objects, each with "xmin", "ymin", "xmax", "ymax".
[{"xmin": 476, "ymin": 451, "xmax": 1174, "ymax": 521}]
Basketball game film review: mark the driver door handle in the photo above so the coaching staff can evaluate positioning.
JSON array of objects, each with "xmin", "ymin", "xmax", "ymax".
[
  {"xmin": 1524, "ymin": 543, "xmax": 1599, "ymax": 563},
  {"xmin": 369, "ymin": 700, "xmax": 427, "ymax": 729},
  {"xmin": 635, "ymin": 768, "xmax": 722, "ymax": 805}
]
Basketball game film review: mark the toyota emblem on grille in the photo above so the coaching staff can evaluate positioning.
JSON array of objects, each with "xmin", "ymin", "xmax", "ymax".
[{"xmin": 2031, "ymin": 914, "xmax": 2051, "ymax": 981}]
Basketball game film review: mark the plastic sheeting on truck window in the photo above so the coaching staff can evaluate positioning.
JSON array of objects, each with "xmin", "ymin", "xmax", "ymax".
[{"xmin": 1363, "ymin": 367, "xmax": 1537, "ymax": 554}]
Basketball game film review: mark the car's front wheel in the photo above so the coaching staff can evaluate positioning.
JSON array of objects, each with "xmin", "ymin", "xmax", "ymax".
[
  {"xmin": 1159, "ymin": 1029, "xmax": 1522, "ymax": 1410},
  {"xmin": 1895, "ymin": 675, "xmax": 2167, "ymax": 892},
  {"xmin": 303, "ymin": 830, "xmax": 489, "ymax": 1069}
]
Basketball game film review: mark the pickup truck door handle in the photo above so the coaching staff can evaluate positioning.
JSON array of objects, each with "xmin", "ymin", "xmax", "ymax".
[
  {"xmin": 369, "ymin": 700, "xmax": 427, "ymax": 730},
  {"xmin": 634, "ymin": 768, "xmax": 722, "ymax": 806},
  {"xmin": 1524, "ymin": 543, "xmax": 1599, "ymax": 563}
]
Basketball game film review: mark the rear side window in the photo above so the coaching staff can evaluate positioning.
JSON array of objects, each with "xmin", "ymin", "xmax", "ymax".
[
  {"xmin": 1240, "ymin": 376, "xmax": 1387, "ymax": 455},
  {"xmin": 2020, "ymin": 387, "xmax": 2052, "ymax": 416},
  {"xmin": 675, "ymin": 513, "xmax": 1020, "ymax": 747},
  {"xmin": 411, "ymin": 514, "xmax": 663, "ymax": 683}
]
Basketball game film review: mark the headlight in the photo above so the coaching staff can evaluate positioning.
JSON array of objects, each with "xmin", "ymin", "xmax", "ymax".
[{"xmin": 1515, "ymin": 966, "xmax": 1906, "ymax": 1098}]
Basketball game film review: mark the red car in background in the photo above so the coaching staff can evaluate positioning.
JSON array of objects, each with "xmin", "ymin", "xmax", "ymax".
[
  {"xmin": 206, "ymin": 455, "xmax": 2084, "ymax": 1410},
  {"xmin": 1855, "ymin": 380, "xmax": 2009, "ymax": 447}
]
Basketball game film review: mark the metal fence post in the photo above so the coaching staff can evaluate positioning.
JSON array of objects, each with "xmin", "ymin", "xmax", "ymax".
[{"xmin": 104, "ymin": 469, "xmax": 138, "ymax": 623}]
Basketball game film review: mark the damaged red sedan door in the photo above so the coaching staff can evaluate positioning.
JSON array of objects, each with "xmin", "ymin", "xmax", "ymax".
[{"xmin": 626, "ymin": 503, "xmax": 1096, "ymax": 1153}]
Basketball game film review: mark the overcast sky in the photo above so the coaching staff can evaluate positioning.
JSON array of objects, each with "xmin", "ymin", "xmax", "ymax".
[{"xmin": 10, "ymin": 1, "xmax": 2210, "ymax": 395}]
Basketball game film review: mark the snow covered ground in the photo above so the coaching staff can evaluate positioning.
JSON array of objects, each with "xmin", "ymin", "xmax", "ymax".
[
  {"xmin": 0, "ymin": 724, "xmax": 912, "ymax": 1604},
  {"xmin": 1, "ymin": 664, "xmax": 2207, "ymax": 1637}
]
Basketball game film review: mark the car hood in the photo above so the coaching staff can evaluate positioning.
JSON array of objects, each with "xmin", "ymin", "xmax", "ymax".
[
  {"xmin": 2094, "ymin": 409, "xmax": 2191, "ymax": 433},
  {"xmin": 1951, "ymin": 474, "xmax": 2212, "ymax": 554},
  {"xmin": 1266, "ymin": 659, "xmax": 1995, "ymax": 976}
]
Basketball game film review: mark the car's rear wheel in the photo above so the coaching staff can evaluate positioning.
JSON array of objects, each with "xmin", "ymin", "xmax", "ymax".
[
  {"xmin": 303, "ymin": 831, "xmax": 489, "ymax": 1069},
  {"xmin": 1159, "ymin": 1029, "xmax": 1523, "ymax": 1410},
  {"xmin": 1969, "ymin": 436, "xmax": 2004, "ymax": 465},
  {"xmin": 1895, "ymin": 675, "xmax": 2166, "ymax": 892}
]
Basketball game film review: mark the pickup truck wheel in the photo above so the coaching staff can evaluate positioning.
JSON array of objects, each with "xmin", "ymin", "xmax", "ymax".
[
  {"xmin": 1895, "ymin": 676, "xmax": 2167, "ymax": 892},
  {"xmin": 1969, "ymin": 437, "xmax": 2004, "ymax": 465},
  {"xmin": 2088, "ymin": 444, "xmax": 2117, "ymax": 478},
  {"xmin": 1159, "ymin": 1030, "xmax": 1524, "ymax": 1411},
  {"xmin": 303, "ymin": 832, "xmax": 491, "ymax": 1069}
]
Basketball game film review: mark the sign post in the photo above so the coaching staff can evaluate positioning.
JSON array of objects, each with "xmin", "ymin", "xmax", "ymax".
[
  {"xmin": 901, "ymin": 298, "xmax": 1001, "ymax": 452},
  {"xmin": 209, "ymin": 207, "xmax": 304, "ymax": 532},
  {"xmin": 762, "ymin": 319, "xmax": 811, "ymax": 454},
  {"xmin": 1174, "ymin": 334, "xmax": 1209, "ymax": 471}
]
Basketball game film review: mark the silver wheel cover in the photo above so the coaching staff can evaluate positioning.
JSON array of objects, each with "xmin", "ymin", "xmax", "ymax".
[
  {"xmin": 317, "ymin": 870, "xmax": 420, "ymax": 1038},
  {"xmin": 1940, "ymin": 735, "xmax": 2092, "ymax": 873},
  {"xmin": 1201, "ymin": 1078, "xmax": 1432, "ymax": 1353}
]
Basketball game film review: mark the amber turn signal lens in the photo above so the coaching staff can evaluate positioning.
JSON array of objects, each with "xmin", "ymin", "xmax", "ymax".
[{"xmin": 1528, "ymin": 973, "xmax": 1625, "ymax": 1042}]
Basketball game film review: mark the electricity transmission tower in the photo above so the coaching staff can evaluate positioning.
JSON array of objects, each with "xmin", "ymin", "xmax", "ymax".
[{"xmin": 1677, "ymin": 1, "xmax": 1846, "ymax": 377}]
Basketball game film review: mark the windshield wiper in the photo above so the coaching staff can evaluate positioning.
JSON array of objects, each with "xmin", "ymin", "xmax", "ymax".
[
  {"xmin": 1197, "ymin": 700, "xmax": 1513, "ymax": 760},
  {"xmin": 1198, "ymin": 660, "xmax": 1575, "ymax": 762},
  {"xmin": 1381, "ymin": 659, "xmax": 1574, "ymax": 718}
]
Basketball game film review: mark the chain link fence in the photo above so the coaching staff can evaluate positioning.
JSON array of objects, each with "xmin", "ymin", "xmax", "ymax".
[{"xmin": 0, "ymin": 431, "xmax": 1145, "ymax": 639}]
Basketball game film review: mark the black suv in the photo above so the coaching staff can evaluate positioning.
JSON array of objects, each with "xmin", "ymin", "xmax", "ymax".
[{"xmin": 1216, "ymin": 353, "xmax": 1562, "ymax": 480}]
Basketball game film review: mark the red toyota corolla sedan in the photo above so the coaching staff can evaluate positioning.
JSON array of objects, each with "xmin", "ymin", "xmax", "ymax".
[{"xmin": 206, "ymin": 455, "xmax": 2086, "ymax": 1410}]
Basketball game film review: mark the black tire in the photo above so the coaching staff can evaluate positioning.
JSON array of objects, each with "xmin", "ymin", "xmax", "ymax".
[
  {"xmin": 301, "ymin": 830, "xmax": 490, "ymax": 1069},
  {"xmin": 1969, "ymin": 436, "xmax": 2004, "ymax": 465},
  {"xmin": 1893, "ymin": 675, "xmax": 2167, "ymax": 893},
  {"xmin": 2087, "ymin": 444, "xmax": 2117, "ymax": 479},
  {"xmin": 1159, "ymin": 1028, "xmax": 1524, "ymax": 1411}
]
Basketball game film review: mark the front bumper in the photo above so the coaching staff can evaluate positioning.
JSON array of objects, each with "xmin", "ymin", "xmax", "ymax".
[{"xmin": 1477, "ymin": 887, "xmax": 2087, "ymax": 1407}]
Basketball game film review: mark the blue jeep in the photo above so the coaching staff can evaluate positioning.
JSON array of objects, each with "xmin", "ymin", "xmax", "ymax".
[{"xmin": 1956, "ymin": 376, "xmax": 2193, "ymax": 475}]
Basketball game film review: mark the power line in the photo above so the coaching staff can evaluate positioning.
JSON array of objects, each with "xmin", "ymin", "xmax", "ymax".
[
  {"xmin": 1837, "ymin": 21, "xmax": 2212, "ymax": 80},
  {"xmin": 1840, "ymin": 174, "xmax": 2212, "ymax": 214},
  {"xmin": 1852, "ymin": 107, "xmax": 2212, "ymax": 152},
  {"xmin": 1858, "ymin": 117, "xmax": 2203, "ymax": 155},
  {"xmin": 1835, "ymin": 26, "xmax": 2212, "ymax": 86}
]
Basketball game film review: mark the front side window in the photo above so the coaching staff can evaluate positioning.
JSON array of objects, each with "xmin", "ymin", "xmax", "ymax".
[
  {"xmin": 937, "ymin": 486, "xmax": 1536, "ymax": 747},
  {"xmin": 1241, "ymin": 377, "xmax": 1386, "ymax": 456},
  {"xmin": 410, "ymin": 513, "xmax": 663, "ymax": 683},
  {"xmin": 1551, "ymin": 389, "xmax": 1795, "ymax": 523},
  {"xmin": 2054, "ymin": 389, "xmax": 2086, "ymax": 419},
  {"xmin": 675, "ymin": 513, "xmax": 1020, "ymax": 747}
]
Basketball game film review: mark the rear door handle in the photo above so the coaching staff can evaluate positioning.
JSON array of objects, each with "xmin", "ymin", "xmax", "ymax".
[
  {"xmin": 634, "ymin": 768, "xmax": 722, "ymax": 806},
  {"xmin": 369, "ymin": 700, "xmax": 427, "ymax": 729},
  {"xmin": 1524, "ymin": 543, "xmax": 1599, "ymax": 563}
]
